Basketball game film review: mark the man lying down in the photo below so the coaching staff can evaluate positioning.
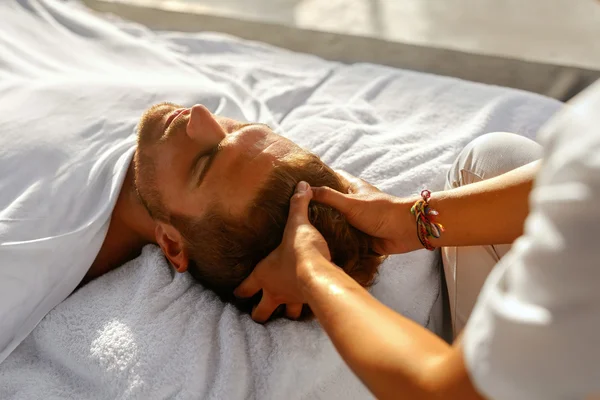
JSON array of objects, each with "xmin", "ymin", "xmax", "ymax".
[{"xmin": 0, "ymin": 102, "xmax": 384, "ymax": 364}]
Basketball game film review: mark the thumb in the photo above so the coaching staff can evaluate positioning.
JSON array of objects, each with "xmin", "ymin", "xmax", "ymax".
[{"xmin": 288, "ymin": 181, "xmax": 313, "ymax": 227}]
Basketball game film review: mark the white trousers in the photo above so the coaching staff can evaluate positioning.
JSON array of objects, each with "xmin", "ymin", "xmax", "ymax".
[{"xmin": 442, "ymin": 132, "xmax": 542, "ymax": 336}]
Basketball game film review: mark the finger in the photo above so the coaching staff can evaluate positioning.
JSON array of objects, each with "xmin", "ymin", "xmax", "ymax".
[
  {"xmin": 285, "ymin": 303, "xmax": 303, "ymax": 320},
  {"xmin": 334, "ymin": 171, "xmax": 357, "ymax": 195},
  {"xmin": 234, "ymin": 272, "xmax": 262, "ymax": 299},
  {"xmin": 311, "ymin": 186, "xmax": 355, "ymax": 214},
  {"xmin": 287, "ymin": 181, "xmax": 313, "ymax": 227},
  {"xmin": 335, "ymin": 170, "xmax": 373, "ymax": 193},
  {"xmin": 335, "ymin": 169, "xmax": 362, "ymax": 185},
  {"xmin": 251, "ymin": 295, "xmax": 280, "ymax": 323}
]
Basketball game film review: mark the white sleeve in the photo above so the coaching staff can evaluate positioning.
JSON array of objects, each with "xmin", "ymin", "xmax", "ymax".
[{"xmin": 462, "ymin": 81, "xmax": 600, "ymax": 400}]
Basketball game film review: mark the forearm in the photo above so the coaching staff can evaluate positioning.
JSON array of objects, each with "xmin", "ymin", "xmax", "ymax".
[
  {"xmin": 299, "ymin": 259, "xmax": 481, "ymax": 400},
  {"xmin": 405, "ymin": 160, "xmax": 540, "ymax": 248}
]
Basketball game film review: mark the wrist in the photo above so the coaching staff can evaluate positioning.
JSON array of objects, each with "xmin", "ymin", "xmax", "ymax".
[
  {"xmin": 408, "ymin": 190, "xmax": 447, "ymax": 250},
  {"xmin": 297, "ymin": 256, "xmax": 344, "ymax": 298},
  {"xmin": 393, "ymin": 196, "xmax": 425, "ymax": 253}
]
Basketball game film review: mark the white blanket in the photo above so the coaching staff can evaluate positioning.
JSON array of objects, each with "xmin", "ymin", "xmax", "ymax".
[{"xmin": 0, "ymin": 1, "xmax": 562, "ymax": 399}]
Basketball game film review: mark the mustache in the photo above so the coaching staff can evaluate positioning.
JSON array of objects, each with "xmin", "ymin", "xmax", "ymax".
[
  {"xmin": 160, "ymin": 109, "xmax": 189, "ymax": 143},
  {"xmin": 137, "ymin": 102, "xmax": 184, "ymax": 145}
]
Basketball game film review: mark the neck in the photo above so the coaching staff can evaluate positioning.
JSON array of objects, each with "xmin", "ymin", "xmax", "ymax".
[
  {"xmin": 114, "ymin": 160, "xmax": 157, "ymax": 245},
  {"xmin": 85, "ymin": 160, "xmax": 157, "ymax": 283}
]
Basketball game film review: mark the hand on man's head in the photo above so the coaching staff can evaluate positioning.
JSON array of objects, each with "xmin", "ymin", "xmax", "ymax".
[
  {"xmin": 234, "ymin": 181, "xmax": 331, "ymax": 323},
  {"xmin": 313, "ymin": 171, "xmax": 421, "ymax": 255}
]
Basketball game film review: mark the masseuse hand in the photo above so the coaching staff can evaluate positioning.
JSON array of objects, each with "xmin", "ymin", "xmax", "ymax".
[
  {"xmin": 234, "ymin": 181, "xmax": 331, "ymax": 323},
  {"xmin": 314, "ymin": 171, "xmax": 420, "ymax": 255}
]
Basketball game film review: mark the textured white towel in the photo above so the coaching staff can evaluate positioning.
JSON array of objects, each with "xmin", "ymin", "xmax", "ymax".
[{"xmin": 0, "ymin": 1, "xmax": 562, "ymax": 399}]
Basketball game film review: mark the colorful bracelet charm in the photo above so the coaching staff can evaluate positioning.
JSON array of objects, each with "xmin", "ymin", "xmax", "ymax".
[{"xmin": 410, "ymin": 190, "xmax": 444, "ymax": 251}]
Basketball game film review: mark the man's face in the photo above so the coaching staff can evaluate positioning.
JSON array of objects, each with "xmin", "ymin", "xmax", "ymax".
[{"xmin": 135, "ymin": 102, "xmax": 297, "ymax": 219}]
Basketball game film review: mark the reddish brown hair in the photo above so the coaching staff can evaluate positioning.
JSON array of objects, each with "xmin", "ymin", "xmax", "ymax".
[{"xmin": 169, "ymin": 151, "xmax": 385, "ymax": 316}]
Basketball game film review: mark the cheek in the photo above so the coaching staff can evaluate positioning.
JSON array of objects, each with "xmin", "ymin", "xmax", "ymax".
[
  {"xmin": 155, "ymin": 149, "xmax": 179, "ymax": 177},
  {"xmin": 153, "ymin": 148, "xmax": 190, "ymax": 197},
  {"xmin": 202, "ymin": 174, "xmax": 250, "ymax": 216},
  {"xmin": 155, "ymin": 139, "xmax": 193, "ymax": 177},
  {"xmin": 217, "ymin": 160, "xmax": 252, "ymax": 192},
  {"xmin": 215, "ymin": 168, "xmax": 270, "ymax": 214}
]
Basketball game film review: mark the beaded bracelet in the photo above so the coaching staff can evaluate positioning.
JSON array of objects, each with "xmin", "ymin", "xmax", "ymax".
[{"xmin": 410, "ymin": 190, "xmax": 444, "ymax": 251}]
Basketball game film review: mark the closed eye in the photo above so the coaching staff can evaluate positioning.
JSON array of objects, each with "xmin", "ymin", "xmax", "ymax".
[
  {"xmin": 190, "ymin": 122, "xmax": 271, "ymax": 187},
  {"xmin": 193, "ymin": 144, "xmax": 222, "ymax": 188}
]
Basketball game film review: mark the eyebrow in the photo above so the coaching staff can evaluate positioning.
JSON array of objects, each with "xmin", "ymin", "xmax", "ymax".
[{"xmin": 193, "ymin": 144, "xmax": 222, "ymax": 188}]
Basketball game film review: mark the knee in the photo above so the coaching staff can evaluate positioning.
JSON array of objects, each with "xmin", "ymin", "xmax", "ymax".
[
  {"xmin": 464, "ymin": 132, "xmax": 537, "ymax": 163},
  {"xmin": 447, "ymin": 132, "xmax": 543, "ymax": 187}
]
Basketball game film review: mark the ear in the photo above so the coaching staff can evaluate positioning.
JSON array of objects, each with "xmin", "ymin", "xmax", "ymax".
[{"xmin": 155, "ymin": 223, "xmax": 189, "ymax": 273}]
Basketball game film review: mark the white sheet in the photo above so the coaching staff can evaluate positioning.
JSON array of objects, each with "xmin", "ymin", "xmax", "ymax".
[{"xmin": 0, "ymin": 0, "xmax": 562, "ymax": 399}]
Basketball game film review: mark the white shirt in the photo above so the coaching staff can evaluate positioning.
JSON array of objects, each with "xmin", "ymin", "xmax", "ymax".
[
  {"xmin": 463, "ymin": 80, "xmax": 600, "ymax": 399},
  {"xmin": 0, "ymin": 80, "xmax": 136, "ymax": 364}
]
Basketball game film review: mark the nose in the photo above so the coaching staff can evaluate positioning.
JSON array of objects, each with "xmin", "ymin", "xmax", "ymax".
[{"xmin": 186, "ymin": 104, "xmax": 224, "ymax": 143}]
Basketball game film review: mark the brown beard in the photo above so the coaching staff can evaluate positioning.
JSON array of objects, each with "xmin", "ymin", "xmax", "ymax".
[
  {"xmin": 133, "ymin": 102, "xmax": 189, "ymax": 222},
  {"xmin": 136, "ymin": 102, "xmax": 182, "ymax": 147}
]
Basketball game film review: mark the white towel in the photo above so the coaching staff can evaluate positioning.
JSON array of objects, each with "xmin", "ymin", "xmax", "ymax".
[{"xmin": 0, "ymin": 1, "xmax": 562, "ymax": 399}]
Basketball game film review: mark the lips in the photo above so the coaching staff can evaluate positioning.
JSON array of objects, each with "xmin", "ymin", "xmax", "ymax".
[{"xmin": 164, "ymin": 108, "xmax": 187, "ymax": 131}]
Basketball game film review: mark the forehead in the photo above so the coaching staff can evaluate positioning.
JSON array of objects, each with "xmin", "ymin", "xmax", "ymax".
[
  {"xmin": 162, "ymin": 124, "xmax": 300, "ymax": 220},
  {"xmin": 201, "ymin": 129, "xmax": 298, "ymax": 216}
]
